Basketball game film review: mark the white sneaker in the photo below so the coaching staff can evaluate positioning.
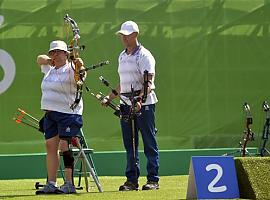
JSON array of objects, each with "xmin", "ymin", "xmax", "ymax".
[
  {"xmin": 60, "ymin": 181, "xmax": 76, "ymax": 194},
  {"xmin": 36, "ymin": 182, "xmax": 63, "ymax": 195}
]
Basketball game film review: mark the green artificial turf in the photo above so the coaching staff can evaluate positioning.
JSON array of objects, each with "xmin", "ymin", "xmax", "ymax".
[
  {"xmin": 0, "ymin": 176, "xmax": 188, "ymax": 200},
  {"xmin": 2, "ymin": 158, "xmax": 269, "ymax": 200}
]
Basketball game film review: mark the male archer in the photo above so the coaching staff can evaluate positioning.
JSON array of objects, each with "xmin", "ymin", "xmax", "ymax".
[{"xmin": 103, "ymin": 21, "xmax": 160, "ymax": 191}]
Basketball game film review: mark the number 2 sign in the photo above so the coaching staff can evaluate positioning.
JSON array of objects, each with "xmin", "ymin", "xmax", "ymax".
[{"xmin": 186, "ymin": 156, "xmax": 239, "ymax": 199}]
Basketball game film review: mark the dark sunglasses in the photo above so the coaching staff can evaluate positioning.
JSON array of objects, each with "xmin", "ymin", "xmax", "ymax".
[{"xmin": 48, "ymin": 49, "xmax": 66, "ymax": 55}]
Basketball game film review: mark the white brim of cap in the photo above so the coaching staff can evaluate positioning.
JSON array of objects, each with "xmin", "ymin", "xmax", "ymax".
[
  {"xmin": 48, "ymin": 47, "xmax": 70, "ymax": 53},
  {"xmin": 116, "ymin": 30, "xmax": 137, "ymax": 35}
]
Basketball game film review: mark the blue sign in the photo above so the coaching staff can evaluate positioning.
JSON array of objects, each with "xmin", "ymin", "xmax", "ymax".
[{"xmin": 186, "ymin": 156, "xmax": 239, "ymax": 199}]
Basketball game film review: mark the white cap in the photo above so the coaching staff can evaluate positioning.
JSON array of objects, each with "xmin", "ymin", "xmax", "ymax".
[
  {"xmin": 116, "ymin": 21, "xmax": 139, "ymax": 35},
  {"xmin": 48, "ymin": 40, "xmax": 69, "ymax": 52}
]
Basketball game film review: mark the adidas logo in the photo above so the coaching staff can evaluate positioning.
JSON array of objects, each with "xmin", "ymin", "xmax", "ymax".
[{"xmin": 65, "ymin": 126, "xmax": 71, "ymax": 133}]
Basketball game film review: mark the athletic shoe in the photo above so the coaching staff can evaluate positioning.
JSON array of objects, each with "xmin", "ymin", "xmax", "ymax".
[
  {"xmin": 35, "ymin": 182, "xmax": 63, "ymax": 195},
  {"xmin": 60, "ymin": 181, "xmax": 76, "ymax": 194},
  {"xmin": 142, "ymin": 181, "xmax": 159, "ymax": 190},
  {"xmin": 119, "ymin": 181, "xmax": 139, "ymax": 191}
]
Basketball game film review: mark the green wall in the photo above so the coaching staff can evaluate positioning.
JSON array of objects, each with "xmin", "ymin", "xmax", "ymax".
[
  {"xmin": 0, "ymin": 148, "xmax": 258, "ymax": 179},
  {"xmin": 1, "ymin": 0, "xmax": 270, "ymax": 154}
]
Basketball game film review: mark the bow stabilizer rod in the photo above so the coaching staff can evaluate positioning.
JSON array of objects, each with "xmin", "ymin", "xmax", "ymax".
[{"xmin": 80, "ymin": 60, "xmax": 109, "ymax": 73}]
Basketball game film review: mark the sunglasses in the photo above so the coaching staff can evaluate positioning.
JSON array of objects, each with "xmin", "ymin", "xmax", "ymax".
[{"xmin": 48, "ymin": 49, "xmax": 66, "ymax": 55}]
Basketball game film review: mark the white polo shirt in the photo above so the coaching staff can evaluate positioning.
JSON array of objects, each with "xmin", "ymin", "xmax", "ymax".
[
  {"xmin": 41, "ymin": 62, "xmax": 83, "ymax": 115},
  {"xmin": 118, "ymin": 45, "xmax": 158, "ymax": 105}
]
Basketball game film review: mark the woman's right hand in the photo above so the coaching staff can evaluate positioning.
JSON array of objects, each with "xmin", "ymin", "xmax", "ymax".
[{"xmin": 36, "ymin": 55, "xmax": 53, "ymax": 66}]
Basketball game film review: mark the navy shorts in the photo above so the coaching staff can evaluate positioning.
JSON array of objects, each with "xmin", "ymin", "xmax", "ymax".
[{"xmin": 43, "ymin": 111, "xmax": 83, "ymax": 140}]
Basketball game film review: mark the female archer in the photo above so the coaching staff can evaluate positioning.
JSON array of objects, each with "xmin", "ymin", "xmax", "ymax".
[{"xmin": 36, "ymin": 40, "xmax": 85, "ymax": 195}]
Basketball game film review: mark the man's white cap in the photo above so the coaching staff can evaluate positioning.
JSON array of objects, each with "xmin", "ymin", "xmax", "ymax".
[
  {"xmin": 116, "ymin": 21, "xmax": 139, "ymax": 35},
  {"xmin": 48, "ymin": 40, "xmax": 69, "ymax": 52}
]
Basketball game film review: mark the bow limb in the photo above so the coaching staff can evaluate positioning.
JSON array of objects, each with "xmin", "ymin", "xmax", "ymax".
[{"xmin": 64, "ymin": 14, "xmax": 85, "ymax": 110}]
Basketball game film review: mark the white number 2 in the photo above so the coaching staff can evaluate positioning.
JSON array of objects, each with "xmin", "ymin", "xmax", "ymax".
[{"xmin": 206, "ymin": 164, "xmax": 227, "ymax": 193}]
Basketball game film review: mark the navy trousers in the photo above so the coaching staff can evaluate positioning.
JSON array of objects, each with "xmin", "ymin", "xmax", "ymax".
[{"xmin": 120, "ymin": 104, "xmax": 159, "ymax": 183}]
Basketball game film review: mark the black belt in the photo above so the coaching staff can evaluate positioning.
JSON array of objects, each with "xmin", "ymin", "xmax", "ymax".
[{"xmin": 121, "ymin": 90, "xmax": 141, "ymax": 98}]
